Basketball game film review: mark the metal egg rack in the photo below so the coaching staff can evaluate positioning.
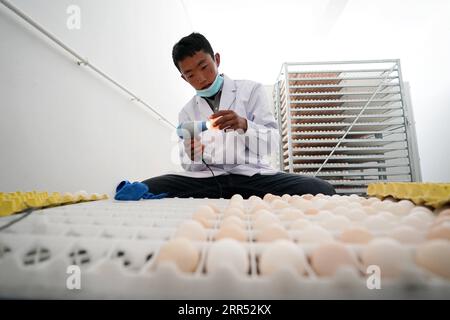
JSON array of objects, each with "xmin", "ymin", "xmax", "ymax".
[{"xmin": 273, "ymin": 60, "xmax": 421, "ymax": 195}]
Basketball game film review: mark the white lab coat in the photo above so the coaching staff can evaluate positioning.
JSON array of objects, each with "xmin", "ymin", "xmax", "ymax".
[{"xmin": 173, "ymin": 74, "xmax": 280, "ymax": 178}]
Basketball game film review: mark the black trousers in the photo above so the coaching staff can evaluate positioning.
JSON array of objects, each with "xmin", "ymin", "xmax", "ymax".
[{"xmin": 141, "ymin": 172, "xmax": 335, "ymax": 199}]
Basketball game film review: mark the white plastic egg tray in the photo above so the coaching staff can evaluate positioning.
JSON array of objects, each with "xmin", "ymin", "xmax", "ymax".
[{"xmin": 0, "ymin": 196, "xmax": 449, "ymax": 299}]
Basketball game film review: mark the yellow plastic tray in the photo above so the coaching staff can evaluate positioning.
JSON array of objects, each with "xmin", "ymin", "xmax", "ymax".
[
  {"xmin": 0, "ymin": 191, "xmax": 108, "ymax": 217},
  {"xmin": 367, "ymin": 182, "xmax": 450, "ymax": 208}
]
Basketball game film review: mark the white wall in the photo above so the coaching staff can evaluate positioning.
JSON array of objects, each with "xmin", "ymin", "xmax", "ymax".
[
  {"xmin": 183, "ymin": 0, "xmax": 450, "ymax": 182},
  {"xmin": 0, "ymin": 0, "xmax": 193, "ymax": 196}
]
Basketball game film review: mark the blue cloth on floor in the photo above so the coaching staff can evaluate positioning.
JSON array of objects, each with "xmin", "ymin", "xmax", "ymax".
[{"xmin": 114, "ymin": 180, "xmax": 168, "ymax": 201}]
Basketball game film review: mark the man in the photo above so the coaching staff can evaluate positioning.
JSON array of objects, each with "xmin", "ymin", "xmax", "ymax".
[{"xmin": 141, "ymin": 32, "xmax": 335, "ymax": 198}]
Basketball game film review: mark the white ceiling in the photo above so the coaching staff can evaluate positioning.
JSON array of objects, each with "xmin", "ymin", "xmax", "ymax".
[{"xmin": 181, "ymin": 0, "xmax": 449, "ymax": 84}]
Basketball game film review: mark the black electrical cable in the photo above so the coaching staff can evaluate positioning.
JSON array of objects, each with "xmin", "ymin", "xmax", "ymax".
[
  {"xmin": 202, "ymin": 159, "xmax": 223, "ymax": 199},
  {"xmin": 0, "ymin": 207, "xmax": 34, "ymax": 232}
]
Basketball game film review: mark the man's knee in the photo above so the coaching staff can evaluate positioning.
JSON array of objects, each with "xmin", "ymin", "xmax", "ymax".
[
  {"xmin": 291, "ymin": 175, "xmax": 336, "ymax": 196},
  {"xmin": 313, "ymin": 178, "xmax": 336, "ymax": 195},
  {"xmin": 141, "ymin": 174, "xmax": 178, "ymax": 194}
]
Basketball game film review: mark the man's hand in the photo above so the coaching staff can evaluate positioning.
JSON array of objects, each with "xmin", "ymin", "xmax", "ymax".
[
  {"xmin": 209, "ymin": 110, "xmax": 248, "ymax": 132},
  {"xmin": 184, "ymin": 137, "xmax": 204, "ymax": 161}
]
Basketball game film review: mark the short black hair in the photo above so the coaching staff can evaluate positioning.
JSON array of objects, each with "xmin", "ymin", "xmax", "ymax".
[{"xmin": 172, "ymin": 32, "xmax": 215, "ymax": 71}]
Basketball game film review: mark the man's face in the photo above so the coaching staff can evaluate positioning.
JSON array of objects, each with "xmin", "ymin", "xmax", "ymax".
[{"xmin": 178, "ymin": 50, "xmax": 220, "ymax": 90}]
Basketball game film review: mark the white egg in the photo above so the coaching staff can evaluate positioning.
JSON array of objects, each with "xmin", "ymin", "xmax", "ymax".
[
  {"xmin": 215, "ymin": 224, "xmax": 247, "ymax": 242},
  {"xmin": 256, "ymin": 224, "xmax": 290, "ymax": 242},
  {"xmin": 319, "ymin": 215, "xmax": 352, "ymax": 232},
  {"xmin": 347, "ymin": 202, "xmax": 363, "ymax": 210},
  {"xmin": 278, "ymin": 208, "xmax": 304, "ymax": 221},
  {"xmin": 271, "ymin": 199, "xmax": 290, "ymax": 210},
  {"xmin": 360, "ymin": 198, "xmax": 373, "ymax": 207},
  {"xmin": 437, "ymin": 208, "xmax": 450, "ymax": 217},
  {"xmin": 362, "ymin": 238, "xmax": 411, "ymax": 278},
  {"xmin": 364, "ymin": 215, "xmax": 391, "ymax": 231},
  {"xmin": 398, "ymin": 199, "xmax": 415, "ymax": 208},
  {"xmin": 371, "ymin": 201, "xmax": 391, "ymax": 212},
  {"xmin": 291, "ymin": 198, "xmax": 314, "ymax": 211},
  {"xmin": 415, "ymin": 240, "xmax": 450, "ymax": 279},
  {"xmin": 388, "ymin": 226, "xmax": 425, "ymax": 244},
  {"xmin": 302, "ymin": 194, "xmax": 314, "ymax": 200},
  {"xmin": 289, "ymin": 194, "xmax": 302, "ymax": 202},
  {"xmin": 231, "ymin": 194, "xmax": 244, "ymax": 201},
  {"xmin": 304, "ymin": 208, "xmax": 320, "ymax": 216},
  {"xmin": 363, "ymin": 206, "xmax": 378, "ymax": 216},
  {"xmin": 332, "ymin": 206, "xmax": 348, "ymax": 216},
  {"xmin": 388, "ymin": 203, "xmax": 408, "ymax": 216},
  {"xmin": 335, "ymin": 198, "xmax": 350, "ymax": 207},
  {"xmin": 407, "ymin": 211, "xmax": 435, "ymax": 224},
  {"xmin": 431, "ymin": 216, "xmax": 450, "ymax": 228},
  {"xmin": 348, "ymin": 194, "xmax": 362, "ymax": 202},
  {"xmin": 396, "ymin": 200, "xmax": 416, "ymax": 215},
  {"xmin": 426, "ymin": 224, "xmax": 450, "ymax": 241},
  {"xmin": 228, "ymin": 201, "xmax": 244, "ymax": 210},
  {"xmin": 366, "ymin": 197, "xmax": 381, "ymax": 205},
  {"xmin": 376, "ymin": 211, "xmax": 397, "ymax": 222},
  {"xmin": 312, "ymin": 199, "xmax": 327, "ymax": 210},
  {"xmin": 263, "ymin": 193, "xmax": 280, "ymax": 203},
  {"xmin": 311, "ymin": 242, "xmax": 359, "ymax": 277},
  {"xmin": 295, "ymin": 226, "xmax": 334, "ymax": 244},
  {"xmin": 259, "ymin": 240, "xmax": 306, "ymax": 276},
  {"xmin": 322, "ymin": 200, "xmax": 340, "ymax": 211},
  {"xmin": 252, "ymin": 209, "xmax": 274, "ymax": 220},
  {"xmin": 193, "ymin": 205, "xmax": 216, "ymax": 219},
  {"xmin": 206, "ymin": 239, "xmax": 249, "ymax": 275},
  {"xmin": 156, "ymin": 237, "xmax": 199, "ymax": 273},
  {"xmin": 174, "ymin": 221, "xmax": 207, "ymax": 242},
  {"xmin": 207, "ymin": 203, "xmax": 221, "ymax": 213},
  {"xmin": 248, "ymin": 196, "xmax": 263, "ymax": 202},
  {"xmin": 314, "ymin": 210, "xmax": 335, "ymax": 221},
  {"xmin": 281, "ymin": 194, "xmax": 292, "ymax": 203},
  {"xmin": 401, "ymin": 215, "xmax": 429, "ymax": 230},
  {"xmin": 339, "ymin": 227, "xmax": 373, "ymax": 244},
  {"xmin": 192, "ymin": 206, "xmax": 216, "ymax": 228},
  {"xmin": 410, "ymin": 206, "xmax": 433, "ymax": 215},
  {"xmin": 345, "ymin": 209, "xmax": 367, "ymax": 221},
  {"xmin": 253, "ymin": 211, "xmax": 281, "ymax": 229},
  {"xmin": 249, "ymin": 202, "xmax": 270, "ymax": 214},
  {"xmin": 221, "ymin": 216, "xmax": 245, "ymax": 229},
  {"xmin": 289, "ymin": 219, "xmax": 312, "ymax": 230},
  {"xmin": 223, "ymin": 207, "xmax": 245, "ymax": 219}
]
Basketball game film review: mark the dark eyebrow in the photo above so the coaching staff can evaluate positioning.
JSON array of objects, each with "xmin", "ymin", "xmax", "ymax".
[{"xmin": 184, "ymin": 59, "xmax": 207, "ymax": 74}]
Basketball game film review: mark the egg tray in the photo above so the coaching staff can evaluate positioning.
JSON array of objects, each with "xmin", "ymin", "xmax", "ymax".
[
  {"xmin": 289, "ymin": 146, "xmax": 405, "ymax": 154},
  {"xmin": 289, "ymin": 105, "xmax": 403, "ymax": 116},
  {"xmin": 288, "ymin": 137, "xmax": 406, "ymax": 147},
  {"xmin": 287, "ymin": 122, "xmax": 404, "ymax": 131},
  {"xmin": 368, "ymin": 183, "xmax": 450, "ymax": 209},
  {"xmin": 288, "ymin": 114, "xmax": 401, "ymax": 122},
  {"xmin": 0, "ymin": 197, "xmax": 449, "ymax": 299},
  {"xmin": 0, "ymin": 191, "xmax": 109, "ymax": 217}
]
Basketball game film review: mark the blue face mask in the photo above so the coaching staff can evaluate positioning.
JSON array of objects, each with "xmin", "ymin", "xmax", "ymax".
[{"xmin": 196, "ymin": 73, "xmax": 224, "ymax": 97}]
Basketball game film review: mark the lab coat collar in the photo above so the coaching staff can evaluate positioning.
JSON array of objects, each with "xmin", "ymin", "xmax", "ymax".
[
  {"xmin": 220, "ymin": 74, "xmax": 237, "ymax": 111},
  {"xmin": 194, "ymin": 74, "xmax": 236, "ymax": 119}
]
